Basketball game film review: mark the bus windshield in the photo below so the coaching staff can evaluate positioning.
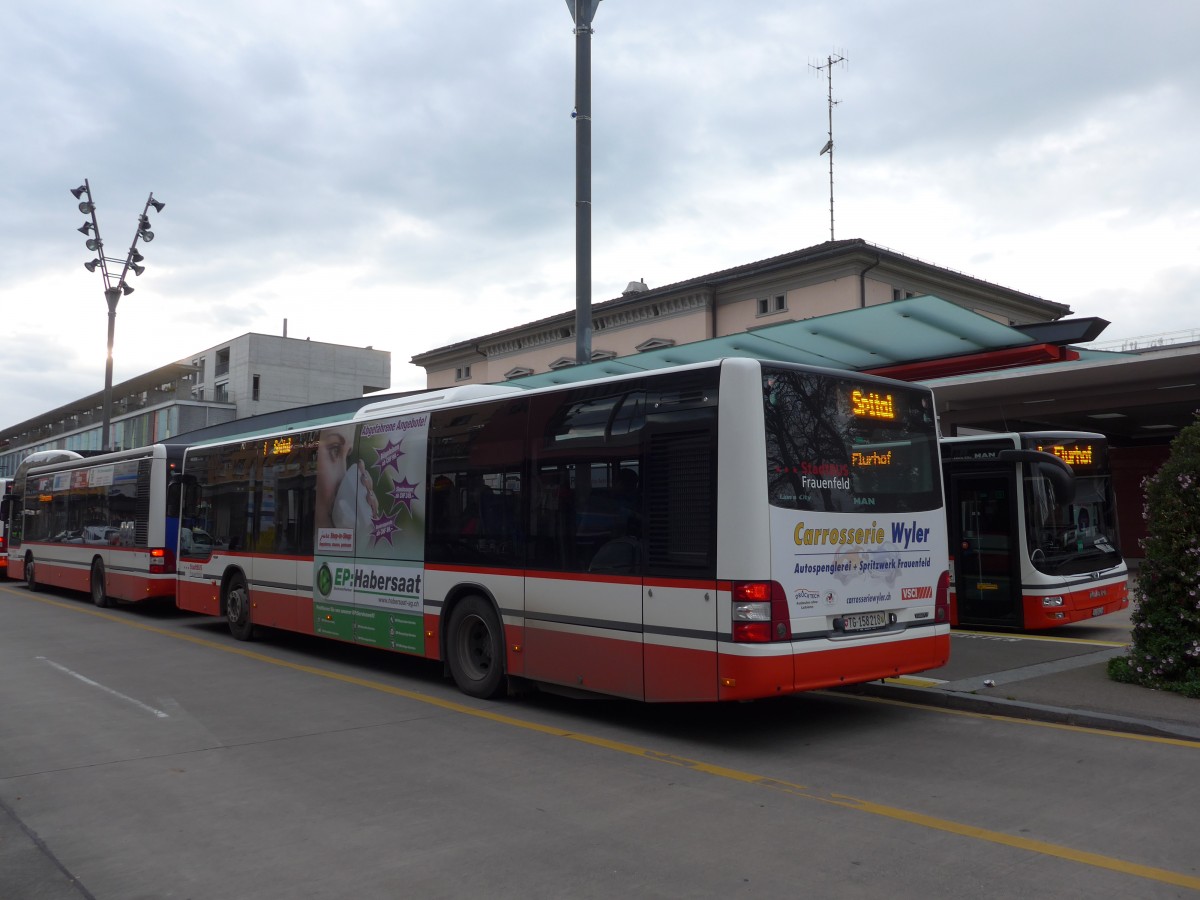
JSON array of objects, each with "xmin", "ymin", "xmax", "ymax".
[
  {"xmin": 762, "ymin": 366, "xmax": 942, "ymax": 514},
  {"xmin": 1023, "ymin": 467, "xmax": 1122, "ymax": 576}
]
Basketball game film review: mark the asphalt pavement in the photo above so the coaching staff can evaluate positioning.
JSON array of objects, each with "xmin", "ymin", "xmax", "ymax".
[{"xmin": 848, "ymin": 601, "xmax": 1200, "ymax": 742}]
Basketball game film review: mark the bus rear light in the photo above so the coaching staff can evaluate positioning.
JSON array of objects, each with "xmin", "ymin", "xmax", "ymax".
[
  {"xmin": 934, "ymin": 570, "xmax": 950, "ymax": 622},
  {"xmin": 148, "ymin": 548, "xmax": 176, "ymax": 574},
  {"xmin": 731, "ymin": 581, "xmax": 791, "ymax": 643}
]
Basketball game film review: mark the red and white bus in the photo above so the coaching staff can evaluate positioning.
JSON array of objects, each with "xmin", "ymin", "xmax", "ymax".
[
  {"xmin": 0, "ymin": 477, "xmax": 10, "ymax": 573},
  {"xmin": 9, "ymin": 444, "xmax": 185, "ymax": 606},
  {"xmin": 941, "ymin": 431, "xmax": 1129, "ymax": 630},
  {"xmin": 176, "ymin": 358, "xmax": 950, "ymax": 701}
]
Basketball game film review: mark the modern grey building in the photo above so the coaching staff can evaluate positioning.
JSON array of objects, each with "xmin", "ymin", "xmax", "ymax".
[{"xmin": 0, "ymin": 333, "xmax": 390, "ymax": 476}]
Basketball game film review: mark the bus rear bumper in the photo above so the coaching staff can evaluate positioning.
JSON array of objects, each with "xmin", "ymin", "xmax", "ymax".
[{"xmin": 717, "ymin": 630, "xmax": 950, "ymax": 701}]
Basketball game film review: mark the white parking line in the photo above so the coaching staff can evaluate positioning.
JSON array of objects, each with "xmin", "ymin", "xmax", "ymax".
[{"xmin": 37, "ymin": 656, "xmax": 170, "ymax": 719}]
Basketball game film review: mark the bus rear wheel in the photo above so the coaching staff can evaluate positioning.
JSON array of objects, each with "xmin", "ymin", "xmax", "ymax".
[
  {"xmin": 445, "ymin": 595, "xmax": 506, "ymax": 699},
  {"xmin": 90, "ymin": 560, "xmax": 112, "ymax": 608},
  {"xmin": 25, "ymin": 555, "xmax": 39, "ymax": 592},
  {"xmin": 226, "ymin": 575, "xmax": 255, "ymax": 641}
]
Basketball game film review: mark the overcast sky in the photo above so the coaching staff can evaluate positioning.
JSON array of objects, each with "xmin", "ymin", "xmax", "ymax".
[{"xmin": 4, "ymin": 1, "xmax": 1198, "ymax": 428}]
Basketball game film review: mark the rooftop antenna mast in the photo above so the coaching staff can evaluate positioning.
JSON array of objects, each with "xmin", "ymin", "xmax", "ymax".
[{"xmin": 811, "ymin": 53, "xmax": 846, "ymax": 241}]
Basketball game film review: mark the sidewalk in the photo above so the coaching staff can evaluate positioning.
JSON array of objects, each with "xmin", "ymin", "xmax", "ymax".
[{"xmin": 843, "ymin": 598, "xmax": 1200, "ymax": 741}]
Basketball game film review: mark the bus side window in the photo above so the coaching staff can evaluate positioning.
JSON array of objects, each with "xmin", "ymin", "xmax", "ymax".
[{"xmin": 427, "ymin": 399, "xmax": 527, "ymax": 568}]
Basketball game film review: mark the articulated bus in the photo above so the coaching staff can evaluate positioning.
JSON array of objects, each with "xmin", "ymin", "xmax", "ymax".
[
  {"xmin": 941, "ymin": 431, "xmax": 1129, "ymax": 630},
  {"xmin": 8, "ymin": 444, "xmax": 185, "ymax": 606},
  {"xmin": 176, "ymin": 357, "xmax": 950, "ymax": 701}
]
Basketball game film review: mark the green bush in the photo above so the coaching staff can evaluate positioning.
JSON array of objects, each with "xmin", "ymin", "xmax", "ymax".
[{"xmin": 1107, "ymin": 415, "xmax": 1200, "ymax": 698}]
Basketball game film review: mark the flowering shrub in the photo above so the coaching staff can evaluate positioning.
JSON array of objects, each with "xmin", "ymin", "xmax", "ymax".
[{"xmin": 1108, "ymin": 414, "xmax": 1200, "ymax": 698}]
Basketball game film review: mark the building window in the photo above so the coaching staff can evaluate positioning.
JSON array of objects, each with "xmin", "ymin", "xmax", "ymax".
[
  {"xmin": 756, "ymin": 295, "xmax": 787, "ymax": 317},
  {"xmin": 214, "ymin": 383, "xmax": 229, "ymax": 403},
  {"xmin": 252, "ymin": 374, "xmax": 261, "ymax": 401},
  {"xmin": 455, "ymin": 365, "xmax": 472, "ymax": 381},
  {"xmin": 892, "ymin": 288, "xmax": 917, "ymax": 301},
  {"xmin": 215, "ymin": 348, "xmax": 230, "ymax": 378}
]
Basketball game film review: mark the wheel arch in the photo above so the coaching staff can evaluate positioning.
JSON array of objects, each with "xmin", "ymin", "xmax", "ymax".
[
  {"xmin": 438, "ymin": 581, "xmax": 503, "ymax": 665},
  {"xmin": 218, "ymin": 565, "xmax": 250, "ymax": 617}
]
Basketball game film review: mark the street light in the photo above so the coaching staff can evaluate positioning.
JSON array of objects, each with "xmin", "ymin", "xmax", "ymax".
[{"xmin": 71, "ymin": 179, "xmax": 165, "ymax": 451}]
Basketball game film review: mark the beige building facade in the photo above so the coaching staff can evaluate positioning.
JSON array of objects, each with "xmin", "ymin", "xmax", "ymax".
[{"xmin": 412, "ymin": 238, "xmax": 1070, "ymax": 388}]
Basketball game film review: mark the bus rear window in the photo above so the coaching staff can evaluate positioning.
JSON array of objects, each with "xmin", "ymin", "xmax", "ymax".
[{"xmin": 762, "ymin": 366, "xmax": 942, "ymax": 514}]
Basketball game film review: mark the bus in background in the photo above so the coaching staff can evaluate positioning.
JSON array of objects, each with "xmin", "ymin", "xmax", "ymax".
[
  {"xmin": 176, "ymin": 357, "xmax": 950, "ymax": 702},
  {"xmin": 940, "ymin": 431, "xmax": 1129, "ymax": 630},
  {"xmin": 2, "ymin": 450, "xmax": 86, "ymax": 577},
  {"xmin": 0, "ymin": 477, "xmax": 10, "ymax": 573},
  {"xmin": 10, "ymin": 444, "xmax": 185, "ymax": 606}
]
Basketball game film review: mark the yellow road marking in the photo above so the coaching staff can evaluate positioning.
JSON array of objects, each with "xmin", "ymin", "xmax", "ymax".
[
  {"xmin": 954, "ymin": 628, "xmax": 1127, "ymax": 648},
  {"xmin": 10, "ymin": 587, "xmax": 1200, "ymax": 891},
  {"xmin": 885, "ymin": 675, "xmax": 945, "ymax": 687}
]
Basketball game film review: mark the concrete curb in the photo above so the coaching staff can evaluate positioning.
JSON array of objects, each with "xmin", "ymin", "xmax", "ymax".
[{"xmin": 839, "ymin": 681, "xmax": 1200, "ymax": 743}]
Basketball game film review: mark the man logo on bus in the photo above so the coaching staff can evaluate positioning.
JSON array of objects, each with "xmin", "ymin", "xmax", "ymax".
[{"xmin": 317, "ymin": 563, "xmax": 334, "ymax": 598}]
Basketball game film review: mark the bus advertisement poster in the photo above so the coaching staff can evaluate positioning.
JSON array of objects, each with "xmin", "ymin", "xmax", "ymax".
[{"xmin": 313, "ymin": 413, "xmax": 429, "ymax": 651}]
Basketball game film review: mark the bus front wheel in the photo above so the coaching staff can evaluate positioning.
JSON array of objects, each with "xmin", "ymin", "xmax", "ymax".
[
  {"xmin": 90, "ymin": 560, "xmax": 112, "ymax": 608},
  {"xmin": 445, "ymin": 595, "xmax": 506, "ymax": 699},
  {"xmin": 25, "ymin": 555, "xmax": 39, "ymax": 592},
  {"xmin": 226, "ymin": 576, "xmax": 255, "ymax": 641}
]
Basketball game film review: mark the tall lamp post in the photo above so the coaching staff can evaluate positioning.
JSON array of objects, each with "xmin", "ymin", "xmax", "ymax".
[
  {"xmin": 71, "ymin": 180, "xmax": 164, "ymax": 451},
  {"xmin": 566, "ymin": 0, "xmax": 601, "ymax": 365}
]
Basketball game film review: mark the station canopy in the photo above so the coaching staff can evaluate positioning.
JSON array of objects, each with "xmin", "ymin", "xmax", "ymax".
[{"xmin": 510, "ymin": 295, "xmax": 1044, "ymax": 389}]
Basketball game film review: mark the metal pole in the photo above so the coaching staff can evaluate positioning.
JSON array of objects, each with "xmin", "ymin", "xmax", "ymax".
[
  {"xmin": 569, "ymin": 1, "xmax": 600, "ymax": 365},
  {"xmin": 102, "ymin": 286, "xmax": 120, "ymax": 451}
]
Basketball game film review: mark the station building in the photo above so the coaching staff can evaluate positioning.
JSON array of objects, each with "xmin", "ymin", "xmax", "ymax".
[{"xmin": 411, "ymin": 238, "xmax": 1071, "ymax": 387}]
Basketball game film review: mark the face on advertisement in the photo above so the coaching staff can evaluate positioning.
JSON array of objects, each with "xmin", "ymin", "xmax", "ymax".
[{"xmin": 316, "ymin": 425, "xmax": 354, "ymax": 529}]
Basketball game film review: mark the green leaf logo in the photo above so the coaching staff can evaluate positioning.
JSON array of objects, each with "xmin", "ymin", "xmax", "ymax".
[{"xmin": 317, "ymin": 562, "xmax": 333, "ymax": 597}]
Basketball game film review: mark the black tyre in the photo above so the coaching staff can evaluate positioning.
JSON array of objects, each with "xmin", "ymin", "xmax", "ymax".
[
  {"xmin": 445, "ymin": 595, "xmax": 506, "ymax": 699},
  {"xmin": 25, "ymin": 555, "xmax": 39, "ymax": 592},
  {"xmin": 225, "ymin": 574, "xmax": 255, "ymax": 641},
  {"xmin": 90, "ymin": 560, "xmax": 112, "ymax": 608}
]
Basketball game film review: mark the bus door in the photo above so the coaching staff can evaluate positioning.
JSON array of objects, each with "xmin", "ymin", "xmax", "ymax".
[
  {"xmin": 948, "ymin": 470, "xmax": 1022, "ymax": 628},
  {"xmin": 525, "ymin": 458, "xmax": 646, "ymax": 700}
]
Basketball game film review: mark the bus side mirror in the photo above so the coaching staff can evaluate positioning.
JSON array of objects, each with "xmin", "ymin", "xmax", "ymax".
[{"xmin": 998, "ymin": 449, "xmax": 1074, "ymax": 497}]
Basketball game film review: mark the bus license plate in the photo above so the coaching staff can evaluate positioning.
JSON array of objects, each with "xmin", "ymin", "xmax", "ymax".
[
  {"xmin": 1092, "ymin": 606, "xmax": 1105, "ymax": 617},
  {"xmin": 843, "ymin": 612, "xmax": 887, "ymax": 632}
]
